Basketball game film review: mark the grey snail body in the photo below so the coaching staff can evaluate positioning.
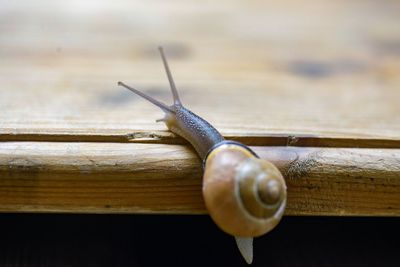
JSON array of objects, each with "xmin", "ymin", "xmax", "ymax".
[{"xmin": 118, "ymin": 47, "xmax": 287, "ymax": 263}]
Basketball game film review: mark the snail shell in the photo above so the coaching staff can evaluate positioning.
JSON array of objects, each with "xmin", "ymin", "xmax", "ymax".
[{"xmin": 203, "ymin": 143, "xmax": 287, "ymax": 237}]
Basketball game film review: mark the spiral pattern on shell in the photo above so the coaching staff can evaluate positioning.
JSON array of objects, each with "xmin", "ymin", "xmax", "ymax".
[{"xmin": 202, "ymin": 143, "xmax": 287, "ymax": 237}]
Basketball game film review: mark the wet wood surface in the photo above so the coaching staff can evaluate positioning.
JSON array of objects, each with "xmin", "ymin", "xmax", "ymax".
[{"xmin": 0, "ymin": 0, "xmax": 400, "ymax": 215}]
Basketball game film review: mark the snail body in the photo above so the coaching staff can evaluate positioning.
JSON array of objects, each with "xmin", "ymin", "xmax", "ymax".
[{"xmin": 118, "ymin": 47, "xmax": 287, "ymax": 262}]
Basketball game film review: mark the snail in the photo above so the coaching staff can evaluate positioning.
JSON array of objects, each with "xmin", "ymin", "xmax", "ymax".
[{"xmin": 118, "ymin": 47, "xmax": 287, "ymax": 264}]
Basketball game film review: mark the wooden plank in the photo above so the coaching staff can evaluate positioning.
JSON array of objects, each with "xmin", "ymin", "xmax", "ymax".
[
  {"xmin": 1, "ymin": 0, "xmax": 400, "ymax": 145},
  {"xmin": 0, "ymin": 142, "xmax": 399, "ymax": 215}
]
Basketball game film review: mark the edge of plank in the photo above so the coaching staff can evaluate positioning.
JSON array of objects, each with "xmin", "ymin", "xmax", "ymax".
[
  {"xmin": 1, "ymin": 131, "xmax": 400, "ymax": 148},
  {"xmin": 0, "ymin": 142, "xmax": 399, "ymax": 216}
]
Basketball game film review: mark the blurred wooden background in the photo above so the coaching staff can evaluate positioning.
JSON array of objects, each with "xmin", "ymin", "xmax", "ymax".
[
  {"xmin": 1, "ymin": 0, "xmax": 399, "ymax": 142},
  {"xmin": 0, "ymin": 0, "xmax": 399, "ymax": 215}
]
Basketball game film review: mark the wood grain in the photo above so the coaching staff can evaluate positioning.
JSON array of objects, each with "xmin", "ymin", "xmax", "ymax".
[
  {"xmin": 0, "ymin": 0, "xmax": 400, "ymax": 146},
  {"xmin": 0, "ymin": 142, "xmax": 398, "ymax": 216},
  {"xmin": 0, "ymin": 1, "xmax": 399, "ymax": 216}
]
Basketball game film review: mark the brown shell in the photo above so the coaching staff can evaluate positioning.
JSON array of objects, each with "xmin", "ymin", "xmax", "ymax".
[{"xmin": 202, "ymin": 144, "xmax": 287, "ymax": 237}]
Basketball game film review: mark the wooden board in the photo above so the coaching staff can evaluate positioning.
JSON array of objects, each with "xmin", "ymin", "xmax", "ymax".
[
  {"xmin": 0, "ymin": 0, "xmax": 400, "ymax": 146},
  {"xmin": 1, "ymin": 142, "xmax": 399, "ymax": 215},
  {"xmin": 0, "ymin": 0, "xmax": 400, "ymax": 215}
]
